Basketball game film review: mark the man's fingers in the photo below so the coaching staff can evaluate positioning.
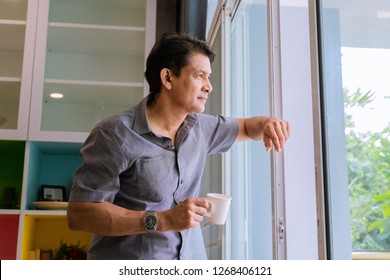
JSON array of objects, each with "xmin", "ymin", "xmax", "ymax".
[
  {"xmin": 182, "ymin": 198, "xmax": 209, "ymax": 216},
  {"xmin": 265, "ymin": 120, "xmax": 290, "ymax": 152},
  {"xmin": 264, "ymin": 136, "xmax": 272, "ymax": 152},
  {"xmin": 267, "ymin": 127, "xmax": 281, "ymax": 152},
  {"xmin": 285, "ymin": 121, "xmax": 291, "ymax": 138}
]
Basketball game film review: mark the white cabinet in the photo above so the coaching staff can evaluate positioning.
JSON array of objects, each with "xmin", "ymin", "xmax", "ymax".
[
  {"xmin": 0, "ymin": 0, "xmax": 156, "ymax": 259},
  {"xmin": 29, "ymin": 0, "xmax": 156, "ymax": 143},
  {"xmin": 0, "ymin": 0, "xmax": 37, "ymax": 140}
]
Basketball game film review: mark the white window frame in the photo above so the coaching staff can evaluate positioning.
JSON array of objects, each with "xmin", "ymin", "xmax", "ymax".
[{"xmin": 206, "ymin": 0, "xmax": 340, "ymax": 259}]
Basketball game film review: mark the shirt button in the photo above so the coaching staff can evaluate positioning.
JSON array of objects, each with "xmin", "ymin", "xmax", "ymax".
[{"xmin": 180, "ymin": 179, "xmax": 184, "ymax": 184}]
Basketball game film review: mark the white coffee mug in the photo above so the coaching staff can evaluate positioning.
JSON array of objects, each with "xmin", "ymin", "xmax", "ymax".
[{"xmin": 205, "ymin": 193, "xmax": 232, "ymax": 225}]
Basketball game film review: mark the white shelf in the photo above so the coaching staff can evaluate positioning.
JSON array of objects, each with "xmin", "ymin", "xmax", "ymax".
[
  {"xmin": 49, "ymin": 22, "xmax": 145, "ymax": 32},
  {"xmin": 24, "ymin": 210, "xmax": 67, "ymax": 216},
  {"xmin": 0, "ymin": 209, "xmax": 20, "ymax": 215},
  {"xmin": 43, "ymin": 80, "xmax": 143, "ymax": 105},
  {"xmin": 0, "ymin": 77, "xmax": 21, "ymax": 82},
  {"xmin": 48, "ymin": 0, "xmax": 146, "ymax": 27},
  {"xmin": 0, "ymin": 19, "xmax": 26, "ymax": 25},
  {"xmin": 45, "ymin": 79, "xmax": 143, "ymax": 88},
  {"xmin": 47, "ymin": 22, "xmax": 145, "ymax": 56}
]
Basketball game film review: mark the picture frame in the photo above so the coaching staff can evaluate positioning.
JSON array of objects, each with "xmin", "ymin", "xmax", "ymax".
[{"xmin": 40, "ymin": 185, "xmax": 66, "ymax": 201}]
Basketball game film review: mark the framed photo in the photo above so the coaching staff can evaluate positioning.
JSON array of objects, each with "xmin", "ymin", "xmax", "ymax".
[{"xmin": 41, "ymin": 185, "xmax": 66, "ymax": 201}]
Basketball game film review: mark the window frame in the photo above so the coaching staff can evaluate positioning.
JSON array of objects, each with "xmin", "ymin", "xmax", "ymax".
[{"xmin": 207, "ymin": 0, "xmax": 325, "ymax": 259}]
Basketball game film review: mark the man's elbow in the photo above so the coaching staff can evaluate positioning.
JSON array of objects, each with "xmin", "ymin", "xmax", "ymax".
[{"xmin": 66, "ymin": 203, "xmax": 83, "ymax": 231}]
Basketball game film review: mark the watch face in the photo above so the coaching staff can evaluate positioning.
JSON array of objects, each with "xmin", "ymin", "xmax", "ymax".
[{"xmin": 143, "ymin": 212, "xmax": 158, "ymax": 231}]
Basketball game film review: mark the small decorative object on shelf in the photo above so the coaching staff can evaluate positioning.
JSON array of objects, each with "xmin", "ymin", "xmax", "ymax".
[
  {"xmin": 53, "ymin": 241, "xmax": 87, "ymax": 260},
  {"xmin": 40, "ymin": 185, "xmax": 66, "ymax": 201},
  {"xmin": 1, "ymin": 187, "xmax": 17, "ymax": 209},
  {"xmin": 40, "ymin": 249, "xmax": 53, "ymax": 260}
]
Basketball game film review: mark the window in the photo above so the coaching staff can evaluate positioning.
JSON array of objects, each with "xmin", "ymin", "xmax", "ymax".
[
  {"xmin": 318, "ymin": 0, "xmax": 390, "ymax": 258},
  {"xmin": 201, "ymin": 26, "xmax": 224, "ymax": 260},
  {"xmin": 205, "ymin": 0, "xmax": 390, "ymax": 260},
  {"xmin": 229, "ymin": 0, "xmax": 272, "ymax": 259},
  {"xmin": 206, "ymin": 0, "xmax": 320, "ymax": 259}
]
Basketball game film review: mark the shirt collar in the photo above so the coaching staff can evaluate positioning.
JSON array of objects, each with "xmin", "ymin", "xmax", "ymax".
[
  {"xmin": 133, "ymin": 95, "xmax": 199, "ymax": 135},
  {"xmin": 133, "ymin": 96, "xmax": 151, "ymax": 135}
]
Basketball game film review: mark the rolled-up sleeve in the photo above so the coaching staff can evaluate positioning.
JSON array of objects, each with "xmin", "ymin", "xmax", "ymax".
[
  {"xmin": 197, "ymin": 114, "xmax": 239, "ymax": 155},
  {"xmin": 69, "ymin": 125, "xmax": 128, "ymax": 203}
]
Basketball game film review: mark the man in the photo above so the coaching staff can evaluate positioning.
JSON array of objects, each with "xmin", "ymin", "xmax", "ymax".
[{"xmin": 67, "ymin": 33, "xmax": 290, "ymax": 259}]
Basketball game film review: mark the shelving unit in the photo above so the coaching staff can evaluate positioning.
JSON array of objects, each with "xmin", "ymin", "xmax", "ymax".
[
  {"xmin": 0, "ymin": 2, "xmax": 30, "ymax": 259},
  {"xmin": 29, "ymin": 0, "xmax": 151, "ymax": 142},
  {"xmin": 0, "ymin": 0, "xmax": 156, "ymax": 259}
]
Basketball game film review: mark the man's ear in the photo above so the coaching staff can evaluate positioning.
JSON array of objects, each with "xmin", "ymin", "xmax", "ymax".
[{"xmin": 160, "ymin": 68, "xmax": 172, "ymax": 90}]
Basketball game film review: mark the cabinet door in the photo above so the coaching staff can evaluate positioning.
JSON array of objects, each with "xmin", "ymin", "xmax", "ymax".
[
  {"xmin": 29, "ymin": 0, "xmax": 156, "ymax": 143},
  {"xmin": 0, "ymin": 0, "xmax": 38, "ymax": 140}
]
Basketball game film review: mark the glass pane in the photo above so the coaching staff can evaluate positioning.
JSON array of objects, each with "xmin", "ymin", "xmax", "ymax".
[
  {"xmin": 201, "ymin": 26, "xmax": 223, "ymax": 260},
  {"xmin": 41, "ymin": 0, "xmax": 146, "ymax": 132},
  {"xmin": 0, "ymin": 0, "xmax": 27, "ymax": 130},
  {"xmin": 230, "ymin": 0, "xmax": 272, "ymax": 259},
  {"xmin": 206, "ymin": 0, "xmax": 219, "ymax": 36},
  {"xmin": 319, "ymin": 0, "xmax": 390, "ymax": 255},
  {"xmin": 0, "ymin": 82, "xmax": 21, "ymax": 129}
]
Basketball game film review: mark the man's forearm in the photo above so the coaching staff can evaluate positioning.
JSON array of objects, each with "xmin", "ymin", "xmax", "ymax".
[{"xmin": 67, "ymin": 201, "xmax": 146, "ymax": 236}]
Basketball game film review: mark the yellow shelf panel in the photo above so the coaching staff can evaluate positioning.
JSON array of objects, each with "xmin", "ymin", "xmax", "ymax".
[{"xmin": 21, "ymin": 214, "xmax": 91, "ymax": 260}]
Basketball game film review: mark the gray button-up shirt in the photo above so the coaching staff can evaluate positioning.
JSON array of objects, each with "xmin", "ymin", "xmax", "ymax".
[{"xmin": 69, "ymin": 96, "xmax": 238, "ymax": 259}]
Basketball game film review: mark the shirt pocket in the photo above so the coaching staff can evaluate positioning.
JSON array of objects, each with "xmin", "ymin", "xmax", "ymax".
[{"xmin": 136, "ymin": 156, "xmax": 174, "ymax": 202}]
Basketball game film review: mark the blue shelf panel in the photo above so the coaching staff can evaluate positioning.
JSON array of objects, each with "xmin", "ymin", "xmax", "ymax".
[{"xmin": 26, "ymin": 141, "xmax": 82, "ymax": 209}]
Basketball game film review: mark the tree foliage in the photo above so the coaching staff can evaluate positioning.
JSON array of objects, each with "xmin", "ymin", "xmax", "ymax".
[{"xmin": 344, "ymin": 88, "xmax": 390, "ymax": 251}]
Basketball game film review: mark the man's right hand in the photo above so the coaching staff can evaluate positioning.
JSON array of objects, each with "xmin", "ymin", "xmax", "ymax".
[{"xmin": 158, "ymin": 198, "xmax": 210, "ymax": 232}]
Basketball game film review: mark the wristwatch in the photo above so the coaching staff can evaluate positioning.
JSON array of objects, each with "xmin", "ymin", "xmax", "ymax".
[{"xmin": 142, "ymin": 211, "xmax": 158, "ymax": 232}]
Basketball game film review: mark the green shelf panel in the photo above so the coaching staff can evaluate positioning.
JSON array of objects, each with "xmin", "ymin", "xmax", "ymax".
[{"xmin": 0, "ymin": 140, "xmax": 25, "ymax": 209}]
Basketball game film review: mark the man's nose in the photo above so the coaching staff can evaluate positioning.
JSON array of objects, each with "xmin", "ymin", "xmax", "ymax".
[{"xmin": 204, "ymin": 79, "xmax": 213, "ymax": 93}]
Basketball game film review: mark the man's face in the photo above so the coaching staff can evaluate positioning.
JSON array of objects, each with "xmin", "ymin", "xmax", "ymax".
[{"xmin": 169, "ymin": 53, "xmax": 213, "ymax": 114}]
